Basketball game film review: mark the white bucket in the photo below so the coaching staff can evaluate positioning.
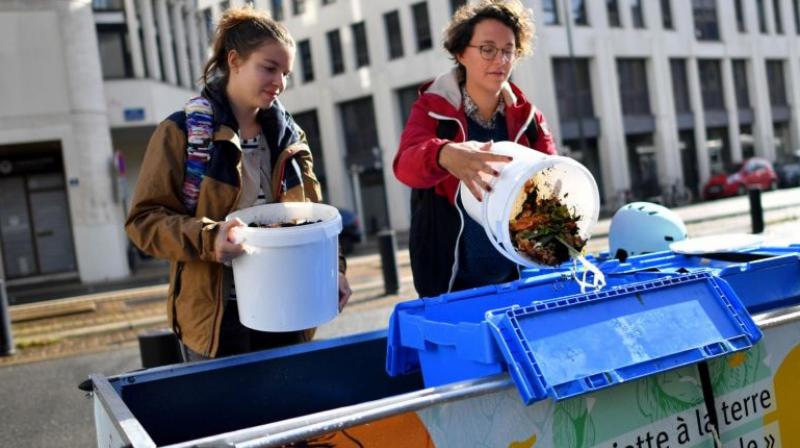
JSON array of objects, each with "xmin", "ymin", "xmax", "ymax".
[
  {"xmin": 226, "ymin": 202, "xmax": 342, "ymax": 332},
  {"xmin": 459, "ymin": 141, "xmax": 600, "ymax": 268}
]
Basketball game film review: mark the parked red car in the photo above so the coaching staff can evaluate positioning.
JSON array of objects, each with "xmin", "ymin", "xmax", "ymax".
[{"xmin": 703, "ymin": 157, "xmax": 778, "ymax": 200}]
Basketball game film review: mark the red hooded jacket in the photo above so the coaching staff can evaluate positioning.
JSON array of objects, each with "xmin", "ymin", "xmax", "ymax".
[{"xmin": 393, "ymin": 69, "xmax": 557, "ymax": 297}]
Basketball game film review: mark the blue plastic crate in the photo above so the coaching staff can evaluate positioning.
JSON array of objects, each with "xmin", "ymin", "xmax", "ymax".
[
  {"xmin": 521, "ymin": 245, "xmax": 800, "ymax": 313},
  {"xmin": 387, "ymin": 271, "xmax": 693, "ymax": 388},
  {"xmin": 487, "ymin": 272, "xmax": 762, "ymax": 404},
  {"xmin": 599, "ymin": 246, "xmax": 800, "ymax": 313}
]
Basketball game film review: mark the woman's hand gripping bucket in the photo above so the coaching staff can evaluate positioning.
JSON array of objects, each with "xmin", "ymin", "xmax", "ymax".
[{"xmin": 459, "ymin": 141, "xmax": 605, "ymax": 292}]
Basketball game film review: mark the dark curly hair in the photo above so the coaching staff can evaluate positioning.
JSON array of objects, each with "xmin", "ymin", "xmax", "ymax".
[{"xmin": 443, "ymin": 0, "xmax": 535, "ymax": 79}]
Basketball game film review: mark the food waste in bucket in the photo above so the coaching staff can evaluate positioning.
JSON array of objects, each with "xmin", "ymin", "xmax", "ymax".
[
  {"xmin": 459, "ymin": 141, "xmax": 605, "ymax": 291},
  {"xmin": 509, "ymin": 176, "xmax": 586, "ymax": 266}
]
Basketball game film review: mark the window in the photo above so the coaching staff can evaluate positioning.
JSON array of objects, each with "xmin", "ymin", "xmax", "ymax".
[
  {"xmin": 698, "ymin": 60, "xmax": 725, "ymax": 110},
  {"xmin": 616, "ymin": 59, "xmax": 651, "ymax": 115},
  {"xmin": 732, "ymin": 60, "xmax": 750, "ymax": 108},
  {"xmin": 542, "ymin": 0, "xmax": 559, "ymax": 25},
  {"xmin": 292, "ymin": 0, "xmax": 306, "ymax": 15},
  {"xmin": 766, "ymin": 60, "xmax": 788, "ymax": 106},
  {"xmin": 757, "ymin": 0, "xmax": 768, "ymax": 33},
  {"xmin": 397, "ymin": 85, "xmax": 420, "ymax": 126},
  {"xmin": 734, "ymin": 0, "xmax": 747, "ymax": 32},
  {"xmin": 773, "ymin": 0, "xmax": 784, "ymax": 33},
  {"xmin": 412, "ymin": 2, "xmax": 432, "ymax": 51},
  {"xmin": 298, "ymin": 39, "xmax": 314, "ymax": 82},
  {"xmin": 631, "ymin": 0, "xmax": 645, "ymax": 28},
  {"xmin": 203, "ymin": 8, "xmax": 214, "ymax": 43},
  {"xmin": 352, "ymin": 22, "xmax": 370, "ymax": 68},
  {"xmin": 692, "ymin": 0, "xmax": 720, "ymax": 40},
  {"xmin": 661, "ymin": 0, "xmax": 674, "ymax": 29},
  {"xmin": 326, "ymin": 29, "xmax": 344, "ymax": 75},
  {"xmin": 384, "ymin": 11, "xmax": 404, "ymax": 60},
  {"xmin": 794, "ymin": 0, "xmax": 800, "ymax": 33},
  {"xmin": 271, "ymin": 0, "xmax": 283, "ymax": 21},
  {"xmin": 92, "ymin": 0, "xmax": 124, "ymax": 10},
  {"xmin": 670, "ymin": 59, "xmax": 691, "ymax": 113},
  {"xmin": 572, "ymin": 0, "xmax": 589, "ymax": 26},
  {"xmin": 450, "ymin": 0, "xmax": 467, "ymax": 14},
  {"xmin": 97, "ymin": 24, "xmax": 133, "ymax": 79},
  {"xmin": 552, "ymin": 58, "xmax": 594, "ymax": 120},
  {"xmin": 292, "ymin": 111, "xmax": 327, "ymax": 191},
  {"xmin": 607, "ymin": 0, "xmax": 621, "ymax": 27}
]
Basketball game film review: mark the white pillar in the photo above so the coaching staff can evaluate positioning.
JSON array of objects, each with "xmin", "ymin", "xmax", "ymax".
[
  {"xmin": 155, "ymin": 0, "xmax": 177, "ymax": 85},
  {"xmin": 317, "ymin": 94, "xmax": 350, "ymax": 210},
  {"xmin": 123, "ymin": 0, "xmax": 145, "ymax": 78},
  {"xmin": 750, "ymin": 56, "xmax": 776, "ymax": 160},
  {"xmin": 186, "ymin": 7, "xmax": 202, "ymax": 84},
  {"xmin": 649, "ymin": 45, "xmax": 683, "ymax": 187},
  {"xmin": 687, "ymin": 58, "xmax": 711, "ymax": 187},
  {"xmin": 137, "ymin": 0, "xmax": 161, "ymax": 80},
  {"xmin": 171, "ymin": 0, "xmax": 191, "ymax": 88},
  {"xmin": 372, "ymin": 76, "xmax": 410, "ymax": 230},
  {"xmin": 58, "ymin": 0, "xmax": 129, "ymax": 281},
  {"xmin": 786, "ymin": 55, "xmax": 800, "ymax": 161},
  {"xmin": 594, "ymin": 42, "xmax": 630, "ymax": 202},
  {"xmin": 721, "ymin": 59, "xmax": 743, "ymax": 163}
]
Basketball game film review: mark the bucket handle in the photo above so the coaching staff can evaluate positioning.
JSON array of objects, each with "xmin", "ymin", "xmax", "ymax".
[{"xmin": 556, "ymin": 236, "xmax": 606, "ymax": 293}]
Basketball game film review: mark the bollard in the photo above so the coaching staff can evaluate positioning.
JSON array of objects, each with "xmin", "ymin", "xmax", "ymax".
[
  {"xmin": 0, "ymin": 279, "xmax": 14, "ymax": 356},
  {"xmin": 138, "ymin": 329, "xmax": 182, "ymax": 368},
  {"xmin": 748, "ymin": 187, "xmax": 764, "ymax": 234},
  {"xmin": 377, "ymin": 229, "xmax": 400, "ymax": 295}
]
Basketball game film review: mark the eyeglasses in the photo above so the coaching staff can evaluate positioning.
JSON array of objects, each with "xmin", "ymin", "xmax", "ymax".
[{"xmin": 467, "ymin": 44, "xmax": 517, "ymax": 62}]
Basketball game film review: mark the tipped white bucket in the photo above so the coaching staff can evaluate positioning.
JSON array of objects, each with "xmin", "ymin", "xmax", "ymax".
[
  {"xmin": 459, "ymin": 141, "xmax": 600, "ymax": 268},
  {"xmin": 226, "ymin": 202, "xmax": 342, "ymax": 332}
]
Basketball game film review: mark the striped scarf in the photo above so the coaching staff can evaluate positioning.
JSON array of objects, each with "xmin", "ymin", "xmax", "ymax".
[{"xmin": 182, "ymin": 97, "xmax": 214, "ymax": 215}]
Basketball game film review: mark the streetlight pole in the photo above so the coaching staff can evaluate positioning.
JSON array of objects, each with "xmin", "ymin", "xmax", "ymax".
[{"xmin": 561, "ymin": 0, "xmax": 589, "ymax": 162}]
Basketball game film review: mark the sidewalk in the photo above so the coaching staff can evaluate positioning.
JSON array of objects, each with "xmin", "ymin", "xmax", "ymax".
[{"xmin": 7, "ymin": 186, "xmax": 800, "ymax": 305}]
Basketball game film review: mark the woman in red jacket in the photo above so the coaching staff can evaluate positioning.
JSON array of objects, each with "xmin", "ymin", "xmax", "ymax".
[{"xmin": 393, "ymin": 0, "xmax": 557, "ymax": 297}]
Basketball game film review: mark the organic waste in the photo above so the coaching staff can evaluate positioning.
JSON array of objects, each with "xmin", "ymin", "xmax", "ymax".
[
  {"xmin": 509, "ymin": 179, "xmax": 586, "ymax": 266},
  {"xmin": 248, "ymin": 219, "xmax": 321, "ymax": 228}
]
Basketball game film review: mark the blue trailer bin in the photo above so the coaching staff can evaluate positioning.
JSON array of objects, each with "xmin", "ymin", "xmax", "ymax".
[{"xmin": 387, "ymin": 270, "xmax": 763, "ymax": 404}]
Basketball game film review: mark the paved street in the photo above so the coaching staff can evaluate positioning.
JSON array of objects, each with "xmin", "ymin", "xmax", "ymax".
[{"xmin": 1, "ymin": 188, "xmax": 799, "ymax": 447}]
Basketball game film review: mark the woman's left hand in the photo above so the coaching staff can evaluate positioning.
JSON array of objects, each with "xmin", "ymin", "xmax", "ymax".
[{"xmin": 338, "ymin": 273, "xmax": 352, "ymax": 312}]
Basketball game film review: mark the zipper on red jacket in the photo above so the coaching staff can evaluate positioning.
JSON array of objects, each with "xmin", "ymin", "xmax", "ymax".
[
  {"xmin": 513, "ymin": 106, "xmax": 537, "ymax": 143},
  {"xmin": 427, "ymin": 111, "xmax": 466, "ymax": 140}
]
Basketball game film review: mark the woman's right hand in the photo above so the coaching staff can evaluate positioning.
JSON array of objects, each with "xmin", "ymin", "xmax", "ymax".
[
  {"xmin": 438, "ymin": 141, "xmax": 513, "ymax": 201},
  {"xmin": 214, "ymin": 218, "xmax": 246, "ymax": 264}
]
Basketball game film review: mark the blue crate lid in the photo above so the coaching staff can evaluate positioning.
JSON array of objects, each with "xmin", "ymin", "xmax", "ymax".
[{"xmin": 486, "ymin": 272, "xmax": 763, "ymax": 405}]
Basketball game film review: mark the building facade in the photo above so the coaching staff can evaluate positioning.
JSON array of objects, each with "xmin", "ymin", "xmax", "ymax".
[
  {"xmin": 0, "ymin": 0, "xmax": 203, "ymax": 285},
  {"xmin": 2, "ymin": 0, "xmax": 800, "ymax": 285}
]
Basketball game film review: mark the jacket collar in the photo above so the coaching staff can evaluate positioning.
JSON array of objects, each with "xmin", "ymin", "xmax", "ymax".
[
  {"xmin": 202, "ymin": 79, "xmax": 298, "ymax": 157},
  {"xmin": 422, "ymin": 67, "xmax": 520, "ymax": 112}
]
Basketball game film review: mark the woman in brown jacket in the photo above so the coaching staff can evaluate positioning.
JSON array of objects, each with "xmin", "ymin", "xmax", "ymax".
[{"xmin": 126, "ymin": 7, "xmax": 351, "ymax": 361}]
